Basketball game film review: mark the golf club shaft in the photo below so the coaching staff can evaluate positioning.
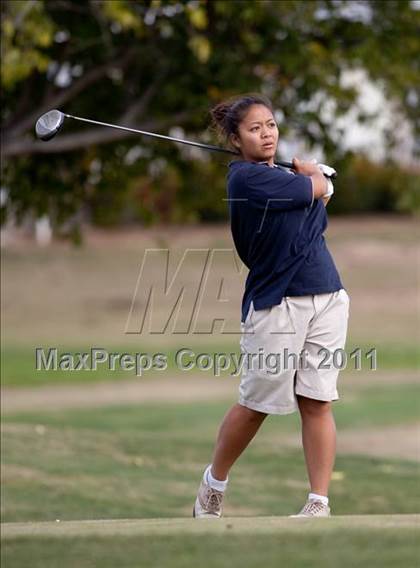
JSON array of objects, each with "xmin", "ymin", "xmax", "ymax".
[{"xmin": 64, "ymin": 113, "xmax": 294, "ymax": 169}]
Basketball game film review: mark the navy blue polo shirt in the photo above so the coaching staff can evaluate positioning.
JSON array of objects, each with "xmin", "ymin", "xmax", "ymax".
[{"xmin": 227, "ymin": 160, "xmax": 344, "ymax": 323}]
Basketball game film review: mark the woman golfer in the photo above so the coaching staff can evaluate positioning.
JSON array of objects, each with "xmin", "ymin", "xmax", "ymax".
[{"xmin": 193, "ymin": 94, "xmax": 350, "ymax": 518}]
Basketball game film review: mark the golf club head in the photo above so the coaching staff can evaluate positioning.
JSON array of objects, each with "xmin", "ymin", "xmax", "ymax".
[{"xmin": 35, "ymin": 110, "xmax": 65, "ymax": 141}]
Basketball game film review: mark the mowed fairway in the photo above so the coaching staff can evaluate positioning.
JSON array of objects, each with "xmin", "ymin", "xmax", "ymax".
[
  {"xmin": 1, "ymin": 218, "xmax": 420, "ymax": 567},
  {"xmin": 2, "ymin": 516, "xmax": 419, "ymax": 568}
]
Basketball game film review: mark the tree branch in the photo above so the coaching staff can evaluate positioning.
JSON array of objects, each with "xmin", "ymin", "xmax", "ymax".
[
  {"xmin": 2, "ymin": 72, "xmax": 39, "ymax": 130},
  {"xmin": 121, "ymin": 64, "xmax": 170, "ymax": 124},
  {"xmin": 2, "ymin": 111, "xmax": 192, "ymax": 157},
  {"xmin": 4, "ymin": 47, "xmax": 138, "ymax": 139}
]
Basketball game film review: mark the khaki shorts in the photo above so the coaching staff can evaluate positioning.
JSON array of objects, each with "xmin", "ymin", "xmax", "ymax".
[{"xmin": 239, "ymin": 289, "xmax": 350, "ymax": 415}]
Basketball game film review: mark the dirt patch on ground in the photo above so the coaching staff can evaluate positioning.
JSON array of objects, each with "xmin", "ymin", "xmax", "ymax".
[
  {"xmin": 2, "ymin": 216, "xmax": 419, "ymax": 344},
  {"xmin": 263, "ymin": 422, "xmax": 420, "ymax": 462},
  {"xmin": 1, "ymin": 374, "xmax": 239, "ymax": 414},
  {"xmin": 2, "ymin": 370, "xmax": 418, "ymax": 415},
  {"xmin": 337, "ymin": 423, "xmax": 419, "ymax": 461}
]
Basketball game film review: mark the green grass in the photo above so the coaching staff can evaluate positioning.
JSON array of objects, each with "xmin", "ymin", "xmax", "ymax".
[
  {"xmin": 2, "ymin": 341, "xmax": 419, "ymax": 387},
  {"xmin": 2, "ymin": 386, "xmax": 419, "ymax": 524},
  {"xmin": 2, "ymin": 527, "xmax": 420, "ymax": 568},
  {"xmin": 2, "ymin": 222, "xmax": 419, "ymax": 567},
  {"xmin": 329, "ymin": 384, "xmax": 420, "ymax": 429}
]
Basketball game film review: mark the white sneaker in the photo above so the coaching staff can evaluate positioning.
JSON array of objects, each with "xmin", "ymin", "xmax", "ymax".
[
  {"xmin": 193, "ymin": 467, "xmax": 225, "ymax": 518},
  {"xmin": 289, "ymin": 498, "xmax": 331, "ymax": 518}
]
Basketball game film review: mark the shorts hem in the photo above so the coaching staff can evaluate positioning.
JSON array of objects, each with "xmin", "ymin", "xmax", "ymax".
[
  {"xmin": 238, "ymin": 397, "xmax": 298, "ymax": 416},
  {"xmin": 295, "ymin": 387, "xmax": 339, "ymax": 402}
]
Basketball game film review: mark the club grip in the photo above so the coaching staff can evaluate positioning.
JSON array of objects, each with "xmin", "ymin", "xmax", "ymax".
[{"xmin": 276, "ymin": 160, "xmax": 337, "ymax": 179}]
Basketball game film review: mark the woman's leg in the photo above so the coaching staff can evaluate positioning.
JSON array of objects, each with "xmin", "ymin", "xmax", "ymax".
[
  {"xmin": 297, "ymin": 394, "xmax": 336, "ymax": 496},
  {"xmin": 210, "ymin": 403, "xmax": 268, "ymax": 480}
]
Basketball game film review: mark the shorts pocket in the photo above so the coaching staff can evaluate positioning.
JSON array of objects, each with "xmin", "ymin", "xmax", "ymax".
[
  {"xmin": 243, "ymin": 301, "xmax": 271, "ymax": 330},
  {"xmin": 243, "ymin": 301, "xmax": 254, "ymax": 327},
  {"xmin": 250, "ymin": 305, "xmax": 272, "ymax": 329}
]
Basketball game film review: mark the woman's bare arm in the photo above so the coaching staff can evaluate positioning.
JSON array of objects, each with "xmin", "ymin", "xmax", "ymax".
[{"xmin": 292, "ymin": 158, "xmax": 328, "ymax": 199}]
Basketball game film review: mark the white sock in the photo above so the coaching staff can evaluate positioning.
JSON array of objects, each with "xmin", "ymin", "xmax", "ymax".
[
  {"xmin": 308, "ymin": 492, "xmax": 329, "ymax": 506},
  {"xmin": 203, "ymin": 464, "xmax": 228, "ymax": 492}
]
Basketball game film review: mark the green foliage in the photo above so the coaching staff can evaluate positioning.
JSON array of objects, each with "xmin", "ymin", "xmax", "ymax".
[
  {"xmin": 1, "ymin": 0, "xmax": 55, "ymax": 88},
  {"xmin": 2, "ymin": 151, "xmax": 90, "ymax": 239},
  {"xmin": 1, "ymin": 0, "xmax": 419, "ymax": 238},
  {"xmin": 329, "ymin": 154, "xmax": 420, "ymax": 215}
]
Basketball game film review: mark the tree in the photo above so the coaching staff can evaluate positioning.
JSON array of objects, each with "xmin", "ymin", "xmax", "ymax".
[{"xmin": 2, "ymin": 0, "xmax": 419, "ymax": 236}]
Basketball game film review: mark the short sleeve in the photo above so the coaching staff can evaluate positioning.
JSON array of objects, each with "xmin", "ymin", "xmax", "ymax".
[{"xmin": 246, "ymin": 164, "xmax": 314, "ymax": 211}]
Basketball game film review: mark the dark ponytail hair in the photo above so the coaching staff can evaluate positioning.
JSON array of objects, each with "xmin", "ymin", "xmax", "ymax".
[{"xmin": 209, "ymin": 93, "xmax": 274, "ymax": 152}]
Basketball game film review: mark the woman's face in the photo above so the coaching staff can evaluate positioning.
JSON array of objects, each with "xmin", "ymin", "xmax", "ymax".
[{"xmin": 230, "ymin": 104, "xmax": 279, "ymax": 165}]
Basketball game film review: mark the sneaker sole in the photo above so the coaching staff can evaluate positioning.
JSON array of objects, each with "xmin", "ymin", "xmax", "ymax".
[
  {"xmin": 193, "ymin": 504, "xmax": 222, "ymax": 519},
  {"xmin": 289, "ymin": 514, "xmax": 331, "ymax": 518}
]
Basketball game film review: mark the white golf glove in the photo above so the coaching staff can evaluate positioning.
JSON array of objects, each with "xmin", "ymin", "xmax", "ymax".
[
  {"xmin": 323, "ymin": 177, "xmax": 334, "ymax": 197},
  {"xmin": 310, "ymin": 159, "xmax": 335, "ymax": 197},
  {"xmin": 318, "ymin": 163, "xmax": 337, "ymax": 179}
]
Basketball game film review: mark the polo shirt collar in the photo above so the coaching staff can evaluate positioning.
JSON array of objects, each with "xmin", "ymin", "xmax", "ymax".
[{"xmin": 228, "ymin": 160, "xmax": 280, "ymax": 168}]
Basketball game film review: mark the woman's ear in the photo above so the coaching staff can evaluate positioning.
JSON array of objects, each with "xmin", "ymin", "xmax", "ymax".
[{"xmin": 230, "ymin": 133, "xmax": 241, "ymax": 150}]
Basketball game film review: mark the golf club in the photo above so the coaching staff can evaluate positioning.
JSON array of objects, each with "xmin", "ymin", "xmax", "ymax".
[{"xmin": 35, "ymin": 109, "xmax": 337, "ymax": 178}]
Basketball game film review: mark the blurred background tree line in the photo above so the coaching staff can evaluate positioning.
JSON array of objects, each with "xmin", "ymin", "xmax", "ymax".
[{"xmin": 1, "ymin": 0, "xmax": 419, "ymax": 242}]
